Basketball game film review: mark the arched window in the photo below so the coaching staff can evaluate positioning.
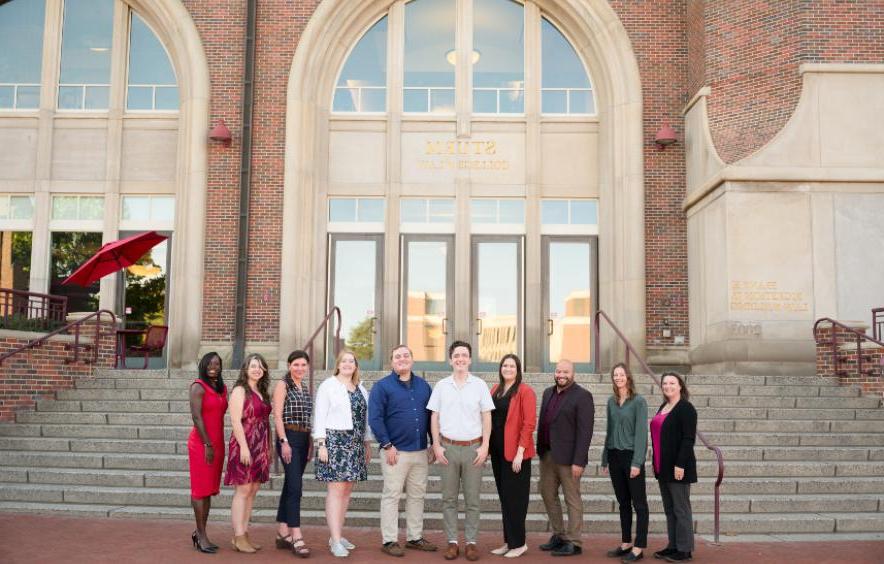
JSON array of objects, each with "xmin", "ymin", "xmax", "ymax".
[
  {"xmin": 332, "ymin": 0, "xmax": 593, "ymax": 116},
  {"xmin": 333, "ymin": 16, "xmax": 388, "ymax": 113},
  {"xmin": 0, "ymin": 0, "xmax": 45, "ymax": 110},
  {"xmin": 473, "ymin": 0, "xmax": 524, "ymax": 114},
  {"xmin": 127, "ymin": 13, "xmax": 179, "ymax": 111},
  {"xmin": 541, "ymin": 17, "xmax": 593, "ymax": 115}
]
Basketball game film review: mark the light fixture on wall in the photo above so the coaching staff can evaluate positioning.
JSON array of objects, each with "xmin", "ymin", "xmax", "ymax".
[
  {"xmin": 662, "ymin": 319, "xmax": 672, "ymax": 338},
  {"xmin": 654, "ymin": 122, "xmax": 677, "ymax": 150},
  {"xmin": 209, "ymin": 119, "xmax": 232, "ymax": 146},
  {"xmin": 445, "ymin": 49, "xmax": 481, "ymax": 65}
]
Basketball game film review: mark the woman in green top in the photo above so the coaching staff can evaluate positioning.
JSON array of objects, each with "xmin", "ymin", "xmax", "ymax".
[{"xmin": 600, "ymin": 363, "xmax": 649, "ymax": 563}]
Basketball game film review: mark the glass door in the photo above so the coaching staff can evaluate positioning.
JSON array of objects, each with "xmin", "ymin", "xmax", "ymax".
[
  {"xmin": 401, "ymin": 235, "xmax": 454, "ymax": 370},
  {"xmin": 471, "ymin": 236, "xmax": 523, "ymax": 371},
  {"xmin": 116, "ymin": 231, "xmax": 171, "ymax": 368},
  {"xmin": 328, "ymin": 234, "xmax": 383, "ymax": 370},
  {"xmin": 542, "ymin": 236, "xmax": 596, "ymax": 372}
]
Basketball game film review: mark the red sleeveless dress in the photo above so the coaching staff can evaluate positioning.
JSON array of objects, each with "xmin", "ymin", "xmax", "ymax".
[
  {"xmin": 224, "ymin": 390, "xmax": 272, "ymax": 485},
  {"xmin": 188, "ymin": 380, "xmax": 228, "ymax": 498}
]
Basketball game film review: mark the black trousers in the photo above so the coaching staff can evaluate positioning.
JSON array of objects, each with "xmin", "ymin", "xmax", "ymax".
[
  {"xmin": 490, "ymin": 450, "xmax": 532, "ymax": 548},
  {"xmin": 607, "ymin": 449, "xmax": 649, "ymax": 549},
  {"xmin": 275, "ymin": 429, "xmax": 310, "ymax": 527}
]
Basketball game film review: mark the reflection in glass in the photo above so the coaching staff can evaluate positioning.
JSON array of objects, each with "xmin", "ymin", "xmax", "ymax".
[
  {"xmin": 0, "ymin": 231, "xmax": 32, "ymax": 292},
  {"xmin": 405, "ymin": 240, "xmax": 449, "ymax": 362},
  {"xmin": 428, "ymin": 199, "xmax": 455, "ymax": 222},
  {"xmin": 127, "ymin": 13, "xmax": 178, "ymax": 111},
  {"xmin": 541, "ymin": 17, "xmax": 593, "ymax": 115},
  {"xmin": 329, "ymin": 199, "xmax": 357, "ymax": 223},
  {"xmin": 122, "ymin": 197, "xmax": 151, "ymax": 221},
  {"xmin": 570, "ymin": 200, "xmax": 598, "ymax": 225},
  {"xmin": 79, "ymin": 197, "xmax": 105, "ymax": 220},
  {"xmin": 405, "ymin": 0, "xmax": 455, "ymax": 113},
  {"xmin": 548, "ymin": 242, "xmax": 591, "ymax": 363},
  {"xmin": 0, "ymin": 0, "xmax": 45, "ymax": 109},
  {"xmin": 50, "ymin": 231, "xmax": 102, "ymax": 312},
  {"xmin": 358, "ymin": 199, "xmax": 384, "ymax": 223},
  {"xmin": 334, "ymin": 16, "xmax": 387, "ymax": 112},
  {"xmin": 52, "ymin": 196, "xmax": 79, "ymax": 220},
  {"xmin": 332, "ymin": 240, "xmax": 377, "ymax": 364},
  {"xmin": 121, "ymin": 237, "xmax": 168, "ymax": 363},
  {"xmin": 400, "ymin": 200, "xmax": 426, "ymax": 224},
  {"xmin": 473, "ymin": 0, "xmax": 524, "ymax": 114},
  {"xmin": 151, "ymin": 197, "xmax": 175, "ymax": 221},
  {"xmin": 541, "ymin": 200, "xmax": 568, "ymax": 224},
  {"xmin": 59, "ymin": 0, "xmax": 114, "ymax": 110},
  {"xmin": 10, "ymin": 196, "xmax": 35, "ymax": 220},
  {"xmin": 471, "ymin": 200, "xmax": 497, "ymax": 224},
  {"xmin": 476, "ymin": 241, "xmax": 518, "ymax": 362}
]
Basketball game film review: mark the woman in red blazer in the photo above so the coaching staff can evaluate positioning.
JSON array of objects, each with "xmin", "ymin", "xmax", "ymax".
[{"xmin": 489, "ymin": 354, "xmax": 537, "ymax": 558}]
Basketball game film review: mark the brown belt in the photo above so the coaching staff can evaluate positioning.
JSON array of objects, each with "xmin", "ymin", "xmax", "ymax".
[
  {"xmin": 441, "ymin": 435, "xmax": 482, "ymax": 447},
  {"xmin": 284, "ymin": 424, "xmax": 311, "ymax": 433}
]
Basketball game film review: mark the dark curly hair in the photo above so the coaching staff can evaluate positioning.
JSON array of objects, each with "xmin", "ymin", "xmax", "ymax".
[{"xmin": 197, "ymin": 352, "xmax": 224, "ymax": 394}]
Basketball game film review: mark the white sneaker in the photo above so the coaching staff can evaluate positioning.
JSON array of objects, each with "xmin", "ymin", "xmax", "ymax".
[
  {"xmin": 329, "ymin": 540, "xmax": 350, "ymax": 557},
  {"xmin": 504, "ymin": 545, "xmax": 528, "ymax": 558},
  {"xmin": 329, "ymin": 537, "xmax": 356, "ymax": 550},
  {"xmin": 491, "ymin": 544, "xmax": 510, "ymax": 555}
]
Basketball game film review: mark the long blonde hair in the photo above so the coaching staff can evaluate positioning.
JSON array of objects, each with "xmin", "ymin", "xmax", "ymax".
[{"xmin": 333, "ymin": 349, "xmax": 361, "ymax": 386}]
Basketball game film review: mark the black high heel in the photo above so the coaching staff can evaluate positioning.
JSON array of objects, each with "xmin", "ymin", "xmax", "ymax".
[{"xmin": 192, "ymin": 531, "xmax": 218, "ymax": 554}]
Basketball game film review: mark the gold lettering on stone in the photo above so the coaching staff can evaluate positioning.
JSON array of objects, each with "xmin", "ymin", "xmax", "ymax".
[
  {"xmin": 419, "ymin": 138, "xmax": 507, "ymax": 171},
  {"xmin": 729, "ymin": 281, "xmax": 809, "ymax": 312}
]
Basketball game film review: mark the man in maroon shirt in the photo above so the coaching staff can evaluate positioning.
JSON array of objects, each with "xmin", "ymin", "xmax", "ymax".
[{"xmin": 536, "ymin": 359, "xmax": 595, "ymax": 556}]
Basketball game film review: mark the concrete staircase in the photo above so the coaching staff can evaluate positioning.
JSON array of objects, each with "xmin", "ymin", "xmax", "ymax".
[{"xmin": 1, "ymin": 368, "xmax": 883, "ymax": 539}]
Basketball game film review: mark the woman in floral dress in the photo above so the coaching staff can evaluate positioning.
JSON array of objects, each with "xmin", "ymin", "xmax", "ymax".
[{"xmin": 313, "ymin": 350, "xmax": 372, "ymax": 557}]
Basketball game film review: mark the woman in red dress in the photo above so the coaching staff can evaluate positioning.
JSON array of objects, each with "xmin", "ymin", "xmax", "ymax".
[
  {"xmin": 188, "ymin": 352, "xmax": 228, "ymax": 553},
  {"xmin": 225, "ymin": 353, "xmax": 272, "ymax": 553}
]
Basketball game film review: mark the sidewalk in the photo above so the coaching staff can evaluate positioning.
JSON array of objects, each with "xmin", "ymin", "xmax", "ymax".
[{"xmin": 0, "ymin": 514, "xmax": 882, "ymax": 563}]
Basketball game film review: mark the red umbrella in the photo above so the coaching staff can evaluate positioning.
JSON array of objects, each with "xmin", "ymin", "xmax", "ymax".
[{"xmin": 62, "ymin": 231, "xmax": 168, "ymax": 287}]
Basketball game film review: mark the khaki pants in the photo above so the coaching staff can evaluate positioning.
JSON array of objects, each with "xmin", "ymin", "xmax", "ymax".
[
  {"xmin": 539, "ymin": 452, "xmax": 584, "ymax": 546},
  {"xmin": 440, "ymin": 443, "xmax": 484, "ymax": 543},
  {"xmin": 380, "ymin": 449, "xmax": 429, "ymax": 544}
]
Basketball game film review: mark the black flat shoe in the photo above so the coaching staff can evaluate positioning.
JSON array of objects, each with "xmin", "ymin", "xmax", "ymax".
[
  {"xmin": 607, "ymin": 546, "xmax": 632, "ymax": 557},
  {"xmin": 622, "ymin": 552, "xmax": 644, "ymax": 562},
  {"xmin": 551, "ymin": 542, "xmax": 582, "ymax": 557},
  {"xmin": 540, "ymin": 534, "xmax": 565, "ymax": 551},
  {"xmin": 653, "ymin": 547, "xmax": 677, "ymax": 560},
  {"xmin": 664, "ymin": 552, "xmax": 692, "ymax": 562}
]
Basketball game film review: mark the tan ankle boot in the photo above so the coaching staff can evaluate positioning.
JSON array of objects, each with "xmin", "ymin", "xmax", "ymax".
[
  {"xmin": 232, "ymin": 535, "xmax": 256, "ymax": 553},
  {"xmin": 245, "ymin": 532, "xmax": 261, "ymax": 550}
]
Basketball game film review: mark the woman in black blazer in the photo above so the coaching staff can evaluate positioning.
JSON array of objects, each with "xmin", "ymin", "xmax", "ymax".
[{"xmin": 649, "ymin": 372, "xmax": 696, "ymax": 563}]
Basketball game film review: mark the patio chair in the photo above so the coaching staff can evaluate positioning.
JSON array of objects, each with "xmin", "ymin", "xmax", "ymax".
[{"xmin": 127, "ymin": 325, "xmax": 169, "ymax": 369}]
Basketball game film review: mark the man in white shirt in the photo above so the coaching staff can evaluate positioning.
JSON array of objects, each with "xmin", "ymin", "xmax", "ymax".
[{"xmin": 428, "ymin": 340, "xmax": 494, "ymax": 562}]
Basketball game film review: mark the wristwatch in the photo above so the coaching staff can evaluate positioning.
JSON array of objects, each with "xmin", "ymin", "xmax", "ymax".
[
  {"xmin": 279, "ymin": 437, "xmax": 288, "ymax": 444},
  {"xmin": 381, "ymin": 443, "xmax": 393, "ymax": 450}
]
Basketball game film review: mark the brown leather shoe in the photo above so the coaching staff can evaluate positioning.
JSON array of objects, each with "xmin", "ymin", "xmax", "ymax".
[
  {"xmin": 444, "ymin": 543, "xmax": 459, "ymax": 560},
  {"xmin": 245, "ymin": 532, "xmax": 262, "ymax": 550},
  {"xmin": 406, "ymin": 538, "xmax": 438, "ymax": 552},
  {"xmin": 382, "ymin": 542, "xmax": 405, "ymax": 557},
  {"xmin": 465, "ymin": 543, "xmax": 480, "ymax": 561}
]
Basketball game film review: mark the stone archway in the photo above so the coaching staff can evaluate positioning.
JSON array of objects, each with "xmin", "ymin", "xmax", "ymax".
[
  {"xmin": 121, "ymin": 0, "xmax": 210, "ymax": 367},
  {"xmin": 279, "ymin": 0, "xmax": 645, "ymax": 368}
]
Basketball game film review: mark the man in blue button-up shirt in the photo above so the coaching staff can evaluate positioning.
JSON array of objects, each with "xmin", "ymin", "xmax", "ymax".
[{"xmin": 368, "ymin": 344, "xmax": 437, "ymax": 557}]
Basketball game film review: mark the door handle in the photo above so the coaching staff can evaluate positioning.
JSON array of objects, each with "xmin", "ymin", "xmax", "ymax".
[
  {"xmin": 475, "ymin": 318, "xmax": 483, "ymax": 336},
  {"xmin": 547, "ymin": 319, "xmax": 554, "ymax": 336},
  {"xmin": 442, "ymin": 317, "xmax": 448, "ymax": 335},
  {"xmin": 370, "ymin": 316, "xmax": 377, "ymax": 334}
]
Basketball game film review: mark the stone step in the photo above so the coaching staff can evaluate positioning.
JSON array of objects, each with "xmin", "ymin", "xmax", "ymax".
[
  {"xmin": 2, "ymin": 434, "xmax": 881, "ymax": 462},
  {"xmin": 3, "ymin": 482, "xmax": 881, "ymax": 516}
]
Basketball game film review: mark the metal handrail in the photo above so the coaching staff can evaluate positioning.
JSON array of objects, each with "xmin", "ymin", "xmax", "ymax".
[
  {"xmin": 0, "ymin": 287, "xmax": 68, "ymax": 328},
  {"xmin": 813, "ymin": 317, "xmax": 884, "ymax": 378},
  {"xmin": 0, "ymin": 309, "xmax": 117, "ymax": 366},
  {"xmin": 301, "ymin": 306, "xmax": 342, "ymax": 394},
  {"xmin": 593, "ymin": 310, "xmax": 725, "ymax": 544}
]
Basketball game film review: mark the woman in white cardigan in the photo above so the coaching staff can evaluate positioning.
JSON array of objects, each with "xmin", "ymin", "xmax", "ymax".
[{"xmin": 312, "ymin": 349, "xmax": 372, "ymax": 558}]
